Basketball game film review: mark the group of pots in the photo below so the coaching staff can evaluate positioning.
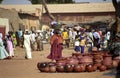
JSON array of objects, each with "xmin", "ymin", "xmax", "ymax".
[{"xmin": 37, "ymin": 51, "xmax": 120, "ymax": 73}]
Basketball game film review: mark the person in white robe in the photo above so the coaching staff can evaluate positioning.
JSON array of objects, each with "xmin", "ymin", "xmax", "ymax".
[{"xmin": 23, "ymin": 30, "xmax": 32, "ymax": 59}]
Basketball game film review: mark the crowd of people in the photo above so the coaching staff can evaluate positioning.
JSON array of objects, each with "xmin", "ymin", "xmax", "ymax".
[
  {"xmin": 0, "ymin": 25, "xmax": 111, "ymax": 61},
  {"xmin": 0, "ymin": 29, "xmax": 44, "ymax": 60},
  {"xmin": 46, "ymin": 25, "xmax": 111, "ymax": 61}
]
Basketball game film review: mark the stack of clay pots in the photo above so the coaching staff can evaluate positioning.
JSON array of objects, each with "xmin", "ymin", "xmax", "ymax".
[{"xmin": 37, "ymin": 51, "xmax": 120, "ymax": 73}]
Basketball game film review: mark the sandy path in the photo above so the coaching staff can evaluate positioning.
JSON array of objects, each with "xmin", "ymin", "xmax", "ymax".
[{"xmin": 0, "ymin": 44, "xmax": 116, "ymax": 78}]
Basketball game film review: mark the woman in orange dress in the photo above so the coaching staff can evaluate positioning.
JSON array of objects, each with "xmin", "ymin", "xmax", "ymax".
[{"xmin": 47, "ymin": 30, "xmax": 63, "ymax": 61}]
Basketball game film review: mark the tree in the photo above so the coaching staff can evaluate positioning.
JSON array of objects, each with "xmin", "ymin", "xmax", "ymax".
[
  {"xmin": 0, "ymin": 0, "xmax": 3, "ymax": 3},
  {"xmin": 42, "ymin": 0, "xmax": 55, "ymax": 20},
  {"xmin": 112, "ymin": 0, "xmax": 120, "ymax": 33},
  {"xmin": 109, "ymin": 0, "xmax": 120, "ymax": 56},
  {"xmin": 29, "ymin": 0, "xmax": 75, "ymax": 21}
]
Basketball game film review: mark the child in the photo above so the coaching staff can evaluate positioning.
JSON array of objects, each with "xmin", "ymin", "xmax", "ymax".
[
  {"xmin": 74, "ymin": 35, "xmax": 80, "ymax": 52},
  {"xmin": 79, "ymin": 33, "xmax": 86, "ymax": 54},
  {"xmin": 6, "ymin": 36, "xmax": 14, "ymax": 58}
]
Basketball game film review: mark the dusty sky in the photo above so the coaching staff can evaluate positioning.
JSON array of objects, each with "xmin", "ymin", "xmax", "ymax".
[{"xmin": 1, "ymin": 0, "xmax": 112, "ymax": 4}]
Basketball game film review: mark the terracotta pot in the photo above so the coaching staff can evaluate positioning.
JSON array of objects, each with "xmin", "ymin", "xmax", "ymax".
[
  {"xmin": 66, "ymin": 58, "xmax": 79, "ymax": 65},
  {"xmin": 56, "ymin": 65, "xmax": 65, "ymax": 72},
  {"xmin": 92, "ymin": 52, "xmax": 103, "ymax": 59},
  {"xmin": 93, "ymin": 65, "xmax": 97, "ymax": 71},
  {"xmin": 92, "ymin": 47, "xmax": 98, "ymax": 52},
  {"xmin": 44, "ymin": 66, "xmax": 50, "ymax": 72},
  {"xmin": 56, "ymin": 62, "xmax": 66, "ymax": 66},
  {"xmin": 86, "ymin": 64, "xmax": 94, "ymax": 72},
  {"xmin": 39, "ymin": 62, "xmax": 49, "ymax": 72},
  {"xmin": 75, "ymin": 64, "xmax": 86, "ymax": 72},
  {"xmin": 107, "ymin": 65, "xmax": 113, "ymax": 69},
  {"xmin": 79, "ymin": 55, "xmax": 93, "ymax": 65},
  {"xmin": 103, "ymin": 52, "xmax": 112, "ymax": 57},
  {"xmin": 113, "ymin": 59, "xmax": 120, "ymax": 68},
  {"xmin": 72, "ymin": 53, "xmax": 81, "ymax": 57},
  {"xmin": 56, "ymin": 58, "xmax": 67, "ymax": 66},
  {"xmin": 48, "ymin": 62, "xmax": 56, "ymax": 66},
  {"xmin": 99, "ymin": 65, "xmax": 107, "ymax": 71},
  {"xmin": 94, "ymin": 62, "xmax": 102, "ymax": 68},
  {"xmin": 77, "ymin": 55, "xmax": 83, "ymax": 60},
  {"xmin": 114, "ymin": 56, "xmax": 120, "ymax": 60},
  {"xmin": 49, "ymin": 65, "xmax": 56, "ymax": 73},
  {"xmin": 103, "ymin": 56, "xmax": 112, "ymax": 69},
  {"xmin": 37, "ymin": 62, "xmax": 41, "ymax": 70},
  {"xmin": 64, "ymin": 64, "xmax": 73, "ymax": 72},
  {"xmin": 94, "ymin": 59, "xmax": 103, "ymax": 63},
  {"xmin": 40, "ymin": 62, "xmax": 48, "ymax": 68},
  {"xmin": 56, "ymin": 58, "xmax": 66, "ymax": 64},
  {"xmin": 74, "ymin": 64, "xmax": 83, "ymax": 72}
]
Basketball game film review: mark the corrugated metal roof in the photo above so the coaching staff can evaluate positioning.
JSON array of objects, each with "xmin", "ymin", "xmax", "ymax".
[{"xmin": 0, "ymin": 2, "xmax": 115, "ymax": 13}]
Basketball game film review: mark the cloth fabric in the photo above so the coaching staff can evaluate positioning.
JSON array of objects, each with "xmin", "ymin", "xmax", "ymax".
[
  {"xmin": 80, "ymin": 36, "xmax": 86, "ymax": 46},
  {"xmin": 74, "ymin": 46, "xmax": 80, "ymax": 52},
  {"xmin": 18, "ymin": 30, "xmax": 22, "ymax": 38},
  {"xmin": 69, "ymin": 30, "xmax": 73, "ymax": 39},
  {"xmin": 24, "ymin": 34, "xmax": 32, "ymax": 59},
  {"xmin": 62, "ymin": 31, "xmax": 68, "ymax": 40},
  {"xmin": 0, "ymin": 42, "xmax": 9, "ymax": 59},
  {"xmin": 93, "ymin": 32, "xmax": 100, "ymax": 39},
  {"xmin": 80, "ymin": 46, "xmax": 85, "ymax": 54},
  {"xmin": 12, "ymin": 33, "xmax": 17, "ymax": 46},
  {"xmin": 72, "ymin": 31, "xmax": 77, "ymax": 41},
  {"xmin": 36, "ymin": 35, "xmax": 43, "ymax": 51},
  {"xmin": 106, "ymin": 31, "xmax": 110, "ymax": 40},
  {"xmin": 0, "ymin": 33, "xmax": 2, "ymax": 42},
  {"xmin": 6, "ymin": 40, "xmax": 14, "ymax": 56}
]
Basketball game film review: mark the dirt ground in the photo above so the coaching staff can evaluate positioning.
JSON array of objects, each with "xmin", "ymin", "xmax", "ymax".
[{"xmin": 0, "ymin": 44, "xmax": 116, "ymax": 78}]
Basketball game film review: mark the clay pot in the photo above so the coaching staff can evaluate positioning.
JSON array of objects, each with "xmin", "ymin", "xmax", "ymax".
[
  {"xmin": 94, "ymin": 59, "xmax": 103, "ymax": 63},
  {"xmin": 113, "ymin": 59, "xmax": 120, "ymax": 68},
  {"xmin": 49, "ymin": 65, "xmax": 56, "ymax": 73},
  {"xmin": 92, "ymin": 47, "xmax": 98, "ymax": 52},
  {"xmin": 37, "ymin": 62, "xmax": 41, "ymax": 69},
  {"xmin": 64, "ymin": 64, "xmax": 73, "ymax": 72},
  {"xmin": 56, "ymin": 65, "xmax": 65, "ymax": 72},
  {"xmin": 40, "ymin": 62, "xmax": 48, "ymax": 68},
  {"xmin": 44, "ymin": 66, "xmax": 50, "ymax": 72},
  {"xmin": 94, "ymin": 62, "xmax": 102, "ymax": 69},
  {"xmin": 72, "ymin": 53, "xmax": 80, "ymax": 56},
  {"xmin": 99, "ymin": 65, "xmax": 107, "ymax": 71},
  {"xmin": 38, "ymin": 62, "xmax": 48, "ymax": 72},
  {"xmin": 77, "ymin": 55, "xmax": 83, "ymax": 60},
  {"xmin": 72, "ymin": 53, "xmax": 83, "ymax": 60},
  {"xmin": 93, "ymin": 65, "xmax": 97, "ymax": 71},
  {"xmin": 107, "ymin": 65, "xmax": 113, "ymax": 69},
  {"xmin": 79, "ymin": 55, "xmax": 93, "ymax": 65},
  {"xmin": 66, "ymin": 58, "xmax": 79, "ymax": 65},
  {"xmin": 75, "ymin": 64, "xmax": 86, "ymax": 72},
  {"xmin": 74, "ymin": 64, "xmax": 83, "ymax": 72},
  {"xmin": 103, "ymin": 55, "xmax": 113, "ymax": 69},
  {"xmin": 48, "ymin": 62, "xmax": 56, "ymax": 66},
  {"xmin": 56, "ymin": 62, "xmax": 66, "ymax": 66},
  {"xmin": 56, "ymin": 58, "xmax": 66, "ymax": 66},
  {"xmin": 86, "ymin": 64, "xmax": 94, "ymax": 72},
  {"xmin": 92, "ymin": 52, "xmax": 103, "ymax": 59},
  {"xmin": 114, "ymin": 56, "xmax": 120, "ymax": 60},
  {"xmin": 56, "ymin": 58, "xmax": 66, "ymax": 63},
  {"xmin": 103, "ymin": 52, "xmax": 111, "ymax": 56}
]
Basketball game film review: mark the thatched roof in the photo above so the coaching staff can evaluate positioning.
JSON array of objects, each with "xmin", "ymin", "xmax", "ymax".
[{"xmin": 0, "ymin": 7, "xmax": 23, "ymax": 31}]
